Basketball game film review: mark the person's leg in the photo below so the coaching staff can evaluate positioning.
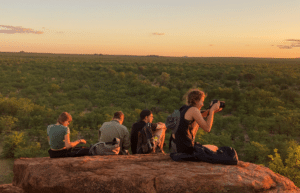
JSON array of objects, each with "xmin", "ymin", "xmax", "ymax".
[
  {"xmin": 67, "ymin": 147, "xmax": 90, "ymax": 157},
  {"xmin": 153, "ymin": 127, "xmax": 167, "ymax": 152},
  {"xmin": 203, "ymin": 144, "xmax": 218, "ymax": 152},
  {"xmin": 48, "ymin": 149, "xmax": 68, "ymax": 158}
]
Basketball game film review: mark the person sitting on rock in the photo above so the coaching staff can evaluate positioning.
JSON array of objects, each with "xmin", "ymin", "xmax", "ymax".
[
  {"xmin": 131, "ymin": 110, "xmax": 167, "ymax": 154},
  {"xmin": 175, "ymin": 89, "xmax": 222, "ymax": 154},
  {"xmin": 47, "ymin": 112, "xmax": 89, "ymax": 158},
  {"xmin": 98, "ymin": 111, "xmax": 130, "ymax": 155},
  {"xmin": 171, "ymin": 89, "xmax": 239, "ymax": 165}
]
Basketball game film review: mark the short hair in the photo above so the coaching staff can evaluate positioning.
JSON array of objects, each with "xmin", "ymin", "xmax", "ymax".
[
  {"xmin": 113, "ymin": 111, "xmax": 124, "ymax": 120},
  {"xmin": 140, "ymin": 109, "xmax": 152, "ymax": 120},
  {"xmin": 57, "ymin": 112, "xmax": 72, "ymax": 125},
  {"xmin": 185, "ymin": 89, "xmax": 206, "ymax": 106}
]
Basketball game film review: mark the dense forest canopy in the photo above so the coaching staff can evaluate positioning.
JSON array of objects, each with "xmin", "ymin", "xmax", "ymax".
[{"xmin": 0, "ymin": 52, "xmax": 300, "ymax": 185}]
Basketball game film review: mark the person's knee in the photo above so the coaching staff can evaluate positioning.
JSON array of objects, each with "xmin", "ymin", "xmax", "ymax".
[{"xmin": 203, "ymin": 144, "xmax": 218, "ymax": 152}]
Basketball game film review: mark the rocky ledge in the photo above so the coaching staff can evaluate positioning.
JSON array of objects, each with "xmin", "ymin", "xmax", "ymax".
[
  {"xmin": 0, "ymin": 183, "xmax": 24, "ymax": 193},
  {"xmin": 12, "ymin": 154, "xmax": 300, "ymax": 193}
]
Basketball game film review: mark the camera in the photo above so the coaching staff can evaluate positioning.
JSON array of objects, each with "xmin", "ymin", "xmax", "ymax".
[{"xmin": 209, "ymin": 99, "xmax": 225, "ymax": 109}]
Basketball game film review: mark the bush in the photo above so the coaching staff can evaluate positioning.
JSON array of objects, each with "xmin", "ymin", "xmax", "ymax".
[
  {"xmin": 14, "ymin": 142, "xmax": 46, "ymax": 158},
  {"xmin": 1, "ymin": 131, "xmax": 26, "ymax": 158},
  {"xmin": 243, "ymin": 141, "xmax": 270, "ymax": 165},
  {"xmin": 0, "ymin": 116, "xmax": 18, "ymax": 134},
  {"xmin": 1, "ymin": 131, "xmax": 46, "ymax": 158},
  {"xmin": 268, "ymin": 141, "xmax": 300, "ymax": 187}
]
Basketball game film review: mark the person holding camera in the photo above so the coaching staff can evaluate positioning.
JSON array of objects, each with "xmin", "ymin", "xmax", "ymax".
[{"xmin": 174, "ymin": 89, "xmax": 223, "ymax": 154}]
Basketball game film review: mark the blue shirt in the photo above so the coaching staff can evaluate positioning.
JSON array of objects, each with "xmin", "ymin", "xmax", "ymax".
[{"xmin": 47, "ymin": 124, "xmax": 70, "ymax": 149}]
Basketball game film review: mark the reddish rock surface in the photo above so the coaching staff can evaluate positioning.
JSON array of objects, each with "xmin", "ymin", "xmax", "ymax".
[
  {"xmin": 0, "ymin": 184, "xmax": 24, "ymax": 193},
  {"xmin": 12, "ymin": 154, "xmax": 300, "ymax": 193}
]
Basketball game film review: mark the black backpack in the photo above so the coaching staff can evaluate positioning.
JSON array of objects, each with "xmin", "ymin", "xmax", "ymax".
[{"xmin": 136, "ymin": 123, "xmax": 158, "ymax": 154}]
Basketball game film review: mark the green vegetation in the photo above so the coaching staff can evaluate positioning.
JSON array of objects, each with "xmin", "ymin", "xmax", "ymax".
[
  {"xmin": 0, "ymin": 142, "xmax": 14, "ymax": 184},
  {"xmin": 0, "ymin": 52, "xmax": 300, "ymax": 185}
]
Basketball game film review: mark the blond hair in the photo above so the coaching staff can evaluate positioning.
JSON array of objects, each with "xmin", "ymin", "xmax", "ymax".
[{"xmin": 184, "ymin": 89, "xmax": 206, "ymax": 106}]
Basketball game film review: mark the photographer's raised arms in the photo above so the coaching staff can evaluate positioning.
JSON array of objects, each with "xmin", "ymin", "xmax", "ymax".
[{"xmin": 47, "ymin": 89, "xmax": 238, "ymax": 165}]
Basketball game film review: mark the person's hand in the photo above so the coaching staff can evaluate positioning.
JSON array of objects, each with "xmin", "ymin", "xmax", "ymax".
[
  {"xmin": 79, "ymin": 139, "xmax": 86, "ymax": 144},
  {"xmin": 210, "ymin": 101, "xmax": 220, "ymax": 112},
  {"xmin": 214, "ymin": 101, "xmax": 224, "ymax": 113},
  {"xmin": 215, "ymin": 108, "xmax": 223, "ymax": 113}
]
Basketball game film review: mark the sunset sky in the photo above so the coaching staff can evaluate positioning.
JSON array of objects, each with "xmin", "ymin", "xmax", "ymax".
[{"xmin": 1, "ymin": 0, "xmax": 299, "ymax": 58}]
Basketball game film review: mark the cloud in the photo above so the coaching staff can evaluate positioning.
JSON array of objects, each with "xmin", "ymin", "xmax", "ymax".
[
  {"xmin": 286, "ymin": 39, "xmax": 300, "ymax": 43},
  {"xmin": 278, "ymin": 45, "xmax": 293, "ymax": 49},
  {"xmin": 152, "ymin": 32, "xmax": 165, "ymax": 36},
  {"xmin": 0, "ymin": 25, "xmax": 43, "ymax": 34},
  {"xmin": 277, "ymin": 39, "xmax": 300, "ymax": 49}
]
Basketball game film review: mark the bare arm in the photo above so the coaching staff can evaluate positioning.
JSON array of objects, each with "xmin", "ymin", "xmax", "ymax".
[
  {"xmin": 64, "ymin": 134, "xmax": 86, "ymax": 149},
  {"xmin": 188, "ymin": 102, "xmax": 220, "ymax": 133},
  {"xmin": 200, "ymin": 109, "xmax": 210, "ymax": 118},
  {"xmin": 191, "ymin": 108, "xmax": 215, "ymax": 132}
]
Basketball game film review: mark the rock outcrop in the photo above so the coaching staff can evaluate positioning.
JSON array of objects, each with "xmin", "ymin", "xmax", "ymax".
[
  {"xmin": 12, "ymin": 154, "xmax": 300, "ymax": 193},
  {"xmin": 0, "ymin": 183, "xmax": 24, "ymax": 193}
]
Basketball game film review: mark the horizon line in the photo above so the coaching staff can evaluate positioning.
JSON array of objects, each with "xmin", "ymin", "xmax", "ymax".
[{"xmin": 0, "ymin": 51, "xmax": 299, "ymax": 59}]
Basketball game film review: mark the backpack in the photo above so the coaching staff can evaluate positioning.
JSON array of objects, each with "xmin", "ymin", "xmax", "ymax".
[
  {"xmin": 165, "ymin": 109, "xmax": 181, "ymax": 135},
  {"xmin": 165, "ymin": 109, "xmax": 182, "ymax": 153},
  {"xmin": 165, "ymin": 105, "xmax": 208, "ymax": 135},
  {"xmin": 136, "ymin": 123, "xmax": 159, "ymax": 154},
  {"xmin": 89, "ymin": 138, "xmax": 121, "ymax": 155}
]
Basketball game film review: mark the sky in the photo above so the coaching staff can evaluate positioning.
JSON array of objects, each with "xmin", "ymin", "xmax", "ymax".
[{"xmin": 1, "ymin": 0, "xmax": 300, "ymax": 58}]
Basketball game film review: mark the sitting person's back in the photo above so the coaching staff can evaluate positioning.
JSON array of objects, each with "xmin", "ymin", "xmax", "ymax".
[
  {"xmin": 47, "ymin": 124, "xmax": 70, "ymax": 150},
  {"xmin": 98, "ymin": 111, "xmax": 130, "ymax": 155},
  {"xmin": 47, "ymin": 112, "xmax": 89, "ymax": 158}
]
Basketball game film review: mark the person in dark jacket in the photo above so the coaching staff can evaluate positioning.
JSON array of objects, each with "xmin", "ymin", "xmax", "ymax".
[{"xmin": 130, "ymin": 110, "xmax": 166, "ymax": 154}]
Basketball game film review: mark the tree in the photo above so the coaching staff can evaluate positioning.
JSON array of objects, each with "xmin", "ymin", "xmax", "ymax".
[{"xmin": 159, "ymin": 72, "xmax": 170, "ymax": 85}]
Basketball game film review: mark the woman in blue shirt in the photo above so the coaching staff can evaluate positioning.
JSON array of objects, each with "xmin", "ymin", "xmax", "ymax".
[{"xmin": 47, "ymin": 112, "xmax": 88, "ymax": 158}]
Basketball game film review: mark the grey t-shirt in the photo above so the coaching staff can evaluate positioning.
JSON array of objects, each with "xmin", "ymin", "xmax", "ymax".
[
  {"xmin": 99, "ymin": 120, "xmax": 130, "ymax": 152},
  {"xmin": 47, "ymin": 124, "xmax": 70, "ymax": 149}
]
